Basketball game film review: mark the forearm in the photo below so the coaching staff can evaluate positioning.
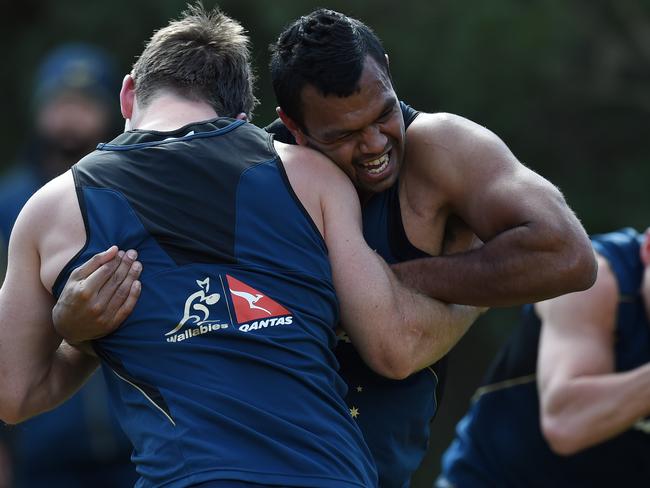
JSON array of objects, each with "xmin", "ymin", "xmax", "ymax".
[
  {"xmin": 345, "ymin": 256, "xmax": 483, "ymax": 378},
  {"xmin": 335, "ymin": 248, "xmax": 482, "ymax": 378},
  {"xmin": 541, "ymin": 363, "xmax": 650, "ymax": 455},
  {"xmin": 396, "ymin": 287, "xmax": 483, "ymax": 373},
  {"xmin": 392, "ymin": 224, "xmax": 596, "ymax": 307},
  {"xmin": 0, "ymin": 340, "xmax": 98, "ymax": 424}
]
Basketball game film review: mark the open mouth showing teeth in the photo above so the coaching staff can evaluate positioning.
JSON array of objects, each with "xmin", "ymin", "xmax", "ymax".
[{"xmin": 361, "ymin": 153, "xmax": 390, "ymax": 175}]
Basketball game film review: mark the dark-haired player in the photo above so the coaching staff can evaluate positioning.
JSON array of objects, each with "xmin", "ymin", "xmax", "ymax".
[{"xmin": 264, "ymin": 9, "xmax": 595, "ymax": 486}]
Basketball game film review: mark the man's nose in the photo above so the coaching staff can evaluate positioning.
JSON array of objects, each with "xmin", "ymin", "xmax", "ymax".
[{"xmin": 359, "ymin": 125, "xmax": 387, "ymax": 155}]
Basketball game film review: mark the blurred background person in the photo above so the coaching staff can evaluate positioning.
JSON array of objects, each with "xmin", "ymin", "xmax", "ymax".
[
  {"xmin": 0, "ymin": 43, "xmax": 118, "ymax": 265},
  {"xmin": 0, "ymin": 43, "xmax": 137, "ymax": 488}
]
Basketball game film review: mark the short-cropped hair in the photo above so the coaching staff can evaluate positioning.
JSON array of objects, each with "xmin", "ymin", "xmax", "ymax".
[{"xmin": 132, "ymin": 3, "xmax": 258, "ymax": 119}]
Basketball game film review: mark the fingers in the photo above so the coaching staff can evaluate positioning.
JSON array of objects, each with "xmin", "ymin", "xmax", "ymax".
[
  {"xmin": 81, "ymin": 249, "xmax": 131, "ymax": 294},
  {"xmin": 96, "ymin": 249, "xmax": 138, "ymax": 304},
  {"xmin": 112, "ymin": 279, "xmax": 142, "ymax": 327},
  {"xmin": 69, "ymin": 246, "xmax": 119, "ymax": 280},
  {"xmin": 103, "ymin": 259, "xmax": 142, "ymax": 323},
  {"xmin": 53, "ymin": 248, "xmax": 143, "ymax": 343}
]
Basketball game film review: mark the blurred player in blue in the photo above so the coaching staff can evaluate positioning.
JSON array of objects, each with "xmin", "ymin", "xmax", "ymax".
[
  {"xmin": 0, "ymin": 44, "xmax": 136, "ymax": 488},
  {"xmin": 438, "ymin": 227, "xmax": 650, "ymax": 487}
]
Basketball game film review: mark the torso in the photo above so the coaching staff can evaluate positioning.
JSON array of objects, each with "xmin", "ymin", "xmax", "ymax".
[{"xmin": 337, "ymin": 103, "xmax": 478, "ymax": 488}]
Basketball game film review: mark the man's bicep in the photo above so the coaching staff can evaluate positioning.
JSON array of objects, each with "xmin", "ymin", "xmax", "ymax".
[
  {"xmin": 456, "ymin": 138, "xmax": 568, "ymax": 241},
  {"xmin": 412, "ymin": 115, "xmax": 563, "ymax": 239}
]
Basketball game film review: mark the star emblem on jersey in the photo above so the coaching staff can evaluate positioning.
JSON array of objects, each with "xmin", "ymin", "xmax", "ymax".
[
  {"xmin": 350, "ymin": 406, "xmax": 360, "ymax": 419},
  {"xmin": 226, "ymin": 275, "xmax": 293, "ymax": 333}
]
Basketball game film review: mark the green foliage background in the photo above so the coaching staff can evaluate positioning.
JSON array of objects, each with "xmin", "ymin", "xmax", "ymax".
[{"xmin": 2, "ymin": 1, "xmax": 649, "ymax": 485}]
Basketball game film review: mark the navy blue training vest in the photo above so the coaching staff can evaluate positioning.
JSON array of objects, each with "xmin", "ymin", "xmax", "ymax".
[{"xmin": 54, "ymin": 118, "xmax": 377, "ymax": 488}]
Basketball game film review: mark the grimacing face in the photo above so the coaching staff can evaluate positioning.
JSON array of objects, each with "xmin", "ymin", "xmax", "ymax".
[{"xmin": 297, "ymin": 56, "xmax": 405, "ymax": 198}]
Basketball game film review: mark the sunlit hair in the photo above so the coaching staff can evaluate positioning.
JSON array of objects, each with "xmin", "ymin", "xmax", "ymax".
[
  {"xmin": 269, "ymin": 8, "xmax": 389, "ymax": 131},
  {"xmin": 132, "ymin": 2, "xmax": 258, "ymax": 119}
]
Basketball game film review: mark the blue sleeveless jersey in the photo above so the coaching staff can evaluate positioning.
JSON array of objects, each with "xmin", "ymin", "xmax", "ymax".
[
  {"xmin": 438, "ymin": 228, "xmax": 650, "ymax": 487},
  {"xmin": 338, "ymin": 178, "xmax": 446, "ymax": 488},
  {"xmin": 53, "ymin": 118, "xmax": 377, "ymax": 488},
  {"xmin": 267, "ymin": 102, "xmax": 439, "ymax": 488}
]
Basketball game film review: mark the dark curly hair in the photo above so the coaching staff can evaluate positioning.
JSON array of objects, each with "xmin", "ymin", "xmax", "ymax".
[{"xmin": 269, "ymin": 9, "xmax": 389, "ymax": 131}]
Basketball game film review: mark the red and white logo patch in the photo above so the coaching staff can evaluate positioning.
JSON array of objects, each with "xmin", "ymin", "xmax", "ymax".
[{"xmin": 226, "ymin": 275, "xmax": 291, "ymax": 324}]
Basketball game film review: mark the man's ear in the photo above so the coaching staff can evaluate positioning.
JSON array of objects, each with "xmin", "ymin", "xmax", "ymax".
[
  {"xmin": 119, "ymin": 74, "xmax": 136, "ymax": 122},
  {"xmin": 277, "ymin": 107, "xmax": 308, "ymax": 146},
  {"xmin": 641, "ymin": 228, "xmax": 650, "ymax": 267}
]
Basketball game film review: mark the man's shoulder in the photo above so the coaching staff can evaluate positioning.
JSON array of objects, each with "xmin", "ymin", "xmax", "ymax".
[
  {"xmin": 406, "ymin": 111, "xmax": 480, "ymax": 141},
  {"xmin": 402, "ymin": 113, "xmax": 468, "ymax": 176},
  {"xmin": 275, "ymin": 140, "xmax": 346, "ymax": 182},
  {"xmin": 403, "ymin": 112, "xmax": 504, "ymax": 176},
  {"xmin": 275, "ymin": 141, "xmax": 355, "ymax": 203},
  {"xmin": 16, "ymin": 172, "xmax": 77, "ymax": 227}
]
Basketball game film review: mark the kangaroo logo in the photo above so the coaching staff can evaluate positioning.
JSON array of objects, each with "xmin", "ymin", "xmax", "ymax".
[
  {"xmin": 165, "ymin": 278, "xmax": 221, "ymax": 336},
  {"xmin": 229, "ymin": 289, "xmax": 271, "ymax": 316},
  {"xmin": 226, "ymin": 274, "xmax": 291, "ymax": 324}
]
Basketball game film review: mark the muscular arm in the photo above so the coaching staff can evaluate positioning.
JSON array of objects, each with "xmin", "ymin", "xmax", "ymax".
[
  {"xmin": 536, "ymin": 253, "xmax": 650, "ymax": 455},
  {"xmin": 0, "ymin": 175, "xmax": 98, "ymax": 424},
  {"xmin": 392, "ymin": 113, "xmax": 596, "ymax": 307},
  {"xmin": 280, "ymin": 142, "xmax": 482, "ymax": 379}
]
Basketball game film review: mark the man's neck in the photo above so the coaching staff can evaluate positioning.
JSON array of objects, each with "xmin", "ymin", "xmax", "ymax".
[{"xmin": 132, "ymin": 93, "xmax": 219, "ymax": 132}]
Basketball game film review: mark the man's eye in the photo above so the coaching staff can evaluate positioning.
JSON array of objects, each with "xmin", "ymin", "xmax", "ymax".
[
  {"xmin": 379, "ymin": 108, "xmax": 395, "ymax": 121},
  {"xmin": 325, "ymin": 133, "xmax": 353, "ymax": 144},
  {"xmin": 336, "ymin": 133, "xmax": 354, "ymax": 142}
]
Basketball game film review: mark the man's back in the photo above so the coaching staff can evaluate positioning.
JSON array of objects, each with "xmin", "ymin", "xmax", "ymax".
[{"xmin": 52, "ymin": 118, "xmax": 376, "ymax": 487}]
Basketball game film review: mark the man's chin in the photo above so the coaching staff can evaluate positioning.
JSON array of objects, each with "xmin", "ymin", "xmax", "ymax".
[{"xmin": 361, "ymin": 174, "xmax": 398, "ymax": 196}]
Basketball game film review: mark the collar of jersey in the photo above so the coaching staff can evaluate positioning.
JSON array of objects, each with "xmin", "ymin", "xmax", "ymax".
[{"xmin": 96, "ymin": 117, "xmax": 246, "ymax": 151}]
